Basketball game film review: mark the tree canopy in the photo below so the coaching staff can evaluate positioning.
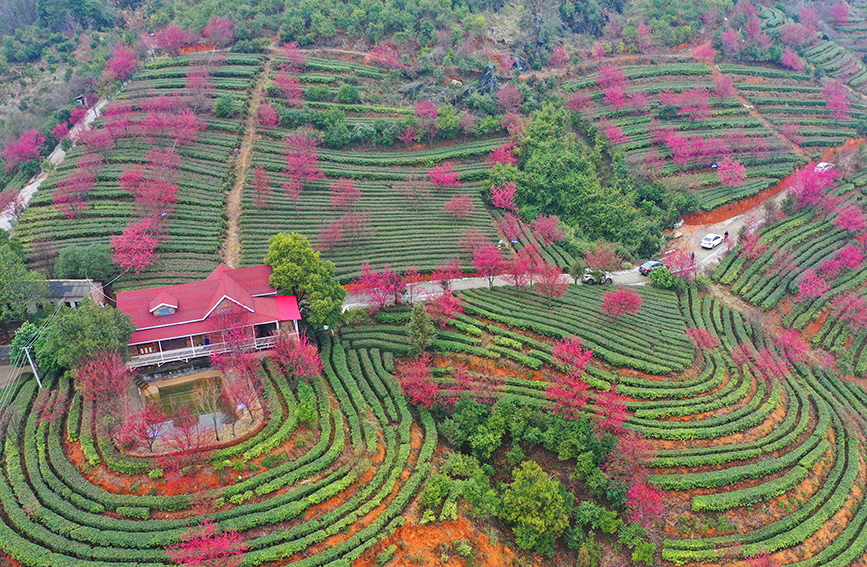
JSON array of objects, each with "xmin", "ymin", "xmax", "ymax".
[
  {"xmin": 0, "ymin": 238, "xmax": 48, "ymax": 324},
  {"xmin": 54, "ymin": 242, "xmax": 118, "ymax": 282},
  {"xmin": 263, "ymin": 233, "xmax": 346, "ymax": 329},
  {"xmin": 514, "ymin": 104, "xmax": 665, "ymax": 258},
  {"xmin": 36, "ymin": 303, "xmax": 135, "ymax": 372},
  {"xmin": 502, "ymin": 460, "xmax": 571, "ymax": 555}
]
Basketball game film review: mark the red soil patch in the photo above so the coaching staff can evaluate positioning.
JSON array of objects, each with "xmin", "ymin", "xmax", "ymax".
[
  {"xmin": 179, "ymin": 43, "xmax": 217, "ymax": 54},
  {"xmin": 821, "ymin": 137, "xmax": 865, "ymax": 161},
  {"xmin": 355, "ymin": 516, "xmax": 524, "ymax": 567},
  {"xmin": 805, "ymin": 310, "xmax": 829, "ymax": 337},
  {"xmin": 683, "ymin": 165, "xmax": 804, "ymax": 225},
  {"xmin": 0, "ymin": 554, "xmax": 22, "ymax": 567}
]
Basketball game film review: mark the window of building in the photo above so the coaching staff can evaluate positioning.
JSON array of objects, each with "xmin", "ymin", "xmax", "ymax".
[{"xmin": 155, "ymin": 307, "xmax": 176, "ymax": 316}]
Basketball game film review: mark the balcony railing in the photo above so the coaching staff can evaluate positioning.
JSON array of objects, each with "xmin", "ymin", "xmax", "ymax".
[{"xmin": 129, "ymin": 336, "xmax": 281, "ymax": 369}]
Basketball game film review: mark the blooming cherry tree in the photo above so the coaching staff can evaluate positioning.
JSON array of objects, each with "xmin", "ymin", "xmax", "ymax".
[
  {"xmin": 427, "ymin": 293, "xmax": 463, "ymax": 327},
  {"xmin": 532, "ymin": 214, "xmax": 566, "ymax": 244},
  {"xmin": 834, "ymin": 204, "xmax": 866, "ymax": 232},
  {"xmin": 796, "ymin": 270, "xmax": 829, "ymax": 302},
  {"xmin": 396, "ymin": 355, "xmax": 439, "ymax": 409},
  {"xmin": 428, "ymin": 162, "xmax": 461, "ymax": 188},
  {"xmin": 167, "ymin": 519, "xmax": 247, "ymax": 567},
  {"xmin": 781, "ymin": 49, "xmax": 805, "ymax": 71},
  {"xmin": 685, "ymin": 327, "xmax": 720, "ymax": 351},
  {"xmin": 105, "ymin": 46, "xmax": 139, "ymax": 82},
  {"xmin": 3, "ymin": 131, "xmax": 45, "ymax": 171},
  {"xmin": 491, "ymin": 182, "xmax": 518, "ymax": 211},
  {"xmin": 111, "ymin": 217, "xmax": 163, "ymax": 274},
  {"xmin": 718, "ymin": 156, "xmax": 747, "ymax": 188},
  {"xmin": 330, "ymin": 178, "xmax": 360, "ymax": 210},
  {"xmin": 444, "ymin": 194, "xmax": 474, "ymax": 218},
  {"xmin": 473, "ymin": 245, "xmax": 505, "ymax": 289},
  {"xmin": 601, "ymin": 286, "xmax": 642, "ymax": 319}
]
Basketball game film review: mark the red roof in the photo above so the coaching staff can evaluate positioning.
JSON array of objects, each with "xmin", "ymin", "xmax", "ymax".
[
  {"xmin": 117, "ymin": 264, "xmax": 300, "ymax": 345},
  {"xmin": 148, "ymin": 290, "xmax": 178, "ymax": 312}
]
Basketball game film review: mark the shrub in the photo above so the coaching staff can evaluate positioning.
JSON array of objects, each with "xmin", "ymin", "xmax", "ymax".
[{"xmin": 649, "ymin": 266, "xmax": 686, "ymax": 292}]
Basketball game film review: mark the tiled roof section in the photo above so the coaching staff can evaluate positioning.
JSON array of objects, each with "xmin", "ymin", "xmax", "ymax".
[
  {"xmin": 116, "ymin": 264, "xmax": 300, "ymax": 344},
  {"xmin": 148, "ymin": 290, "xmax": 178, "ymax": 312}
]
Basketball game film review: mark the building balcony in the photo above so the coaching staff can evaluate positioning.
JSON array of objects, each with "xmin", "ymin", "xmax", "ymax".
[{"xmin": 129, "ymin": 335, "xmax": 282, "ymax": 369}]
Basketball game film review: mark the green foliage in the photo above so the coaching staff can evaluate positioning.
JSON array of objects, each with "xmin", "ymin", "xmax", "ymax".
[
  {"xmin": 336, "ymin": 83, "xmax": 361, "ymax": 104},
  {"xmin": 0, "ymin": 239, "xmax": 48, "ymax": 323},
  {"xmin": 264, "ymin": 233, "xmax": 346, "ymax": 329},
  {"xmin": 419, "ymin": 473, "xmax": 451, "ymax": 509},
  {"xmin": 649, "ymin": 266, "xmax": 686, "ymax": 293},
  {"xmin": 375, "ymin": 544, "xmax": 398, "ymax": 566},
  {"xmin": 632, "ymin": 541, "xmax": 656, "ymax": 564},
  {"xmin": 54, "ymin": 243, "xmax": 117, "ymax": 282},
  {"xmin": 10, "ymin": 322, "xmax": 39, "ymax": 367},
  {"xmin": 36, "ymin": 0, "xmax": 114, "ymax": 31},
  {"xmin": 502, "ymin": 460, "xmax": 571, "ymax": 555},
  {"xmin": 213, "ymin": 95, "xmax": 236, "ymax": 118},
  {"xmin": 37, "ymin": 303, "xmax": 135, "ymax": 372},
  {"xmin": 515, "ymin": 103, "xmax": 664, "ymax": 258},
  {"xmin": 406, "ymin": 303, "xmax": 435, "ymax": 357}
]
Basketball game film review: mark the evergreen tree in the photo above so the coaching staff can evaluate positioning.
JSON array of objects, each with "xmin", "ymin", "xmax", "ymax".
[{"xmin": 406, "ymin": 303, "xmax": 434, "ymax": 357}]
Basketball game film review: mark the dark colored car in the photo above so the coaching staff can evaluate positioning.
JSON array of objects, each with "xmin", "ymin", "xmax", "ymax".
[{"xmin": 639, "ymin": 260, "xmax": 664, "ymax": 276}]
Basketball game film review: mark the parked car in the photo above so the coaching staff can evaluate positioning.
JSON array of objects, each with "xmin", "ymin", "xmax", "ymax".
[
  {"xmin": 701, "ymin": 233, "xmax": 723, "ymax": 249},
  {"xmin": 582, "ymin": 268, "xmax": 613, "ymax": 285},
  {"xmin": 639, "ymin": 260, "xmax": 665, "ymax": 276}
]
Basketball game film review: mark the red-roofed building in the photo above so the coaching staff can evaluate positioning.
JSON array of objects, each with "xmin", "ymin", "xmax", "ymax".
[{"xmin": 116, "ymin": 264, "xmax": 300, "ymax": 369}]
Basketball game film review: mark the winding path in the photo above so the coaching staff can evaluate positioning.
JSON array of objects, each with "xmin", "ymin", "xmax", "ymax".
[
  {"xmin": 0, "ymin": 99, "xmax": 108, "ymax": 231},
  {"xmin": 222, "ymin": 51, "xmax": 276, "ymax": 268}
]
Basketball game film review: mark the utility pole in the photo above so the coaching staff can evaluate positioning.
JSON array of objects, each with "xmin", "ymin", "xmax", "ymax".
[{"xmin": 23, "ymin": 346, "xmax": 42, "ymax": 389}]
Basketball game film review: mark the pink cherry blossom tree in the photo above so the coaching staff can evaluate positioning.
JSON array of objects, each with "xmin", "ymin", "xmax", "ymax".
[
  {"xmin": 601, "ymin": 286, "xmax": 642, "ymax": 319},
  {"xmin": 167, "ymin": 519, "xmax": 247, "ymax": 567},
  {"xmin": 594, "ymin": 384, "xmax": 629, "ymax": 436},
  {"xmin": 491, "ymin": 182, "xmax": 518, "ymax": 211},
  {"xmin": 496, "ymin": 84, "xmax": 523, "ymax": 113},
  {"xmin": 771, "ymin": 329, "xmax": 807, "ymax": 362},
  {"xmin": 105, "ymin": 45, "xmax": 139, "ymax": 82},
  {"xmin": 204, "ymin": 17, "xmax": 235, "ymax": 48},
  {"xmin": 273, "ymin": 72, "xmax": 303, "ymax": 107},
  {"xmin": 432, "ymin": 258, "xmax": 464, "ymax": 292},
  {"xmin": 3, "ymin": 131, "xmax": 45, "ymax": 171},
  {"xmin": 685, "ymin": 327, "xmax": 720, "ymax": 350},
  {"xmin": 427, "ymin": 293, "xmax": 463, "ymax": 327},
  {"xmin": 532, "ymin": 214, "xmax": 566, "ymax": 244},
  {"xmin": 111, "ymin": 217, "xmax": 163, "ymax": 274},
  {"xmin": 834, "ymin": 204, "xmax": 866, "ymax": 232},
  {"xmin": 154, "ymin": 25, "xmax": 195, "ymax": 58},
  {"xmin": 354, "ymin": 263, "xmax": 404, "ymax": 309},
  {"xmin": 721, "ymin": 28, "xmax": 743, "ymax": 57},
  {"xmin": 428, "ymin": 162, "xmax": 461, "ymax": 187},
  {"xmin": 252, "ymin": 165, "xmax": 272, "ymax": 208},
  {"xmin": 495, "ymin": 213, "xmax": 525, "ymax": 242},
  {"xmin": 397, "ymin": 355, "xmax": 439, "ymax": 409},
  {"xmin": 330, "ymin": 178, "xmax": 360, "ymax": 210},
  {"xmin": 488, "ymin": 143, "xmax": 517, "ymax": 166},
  {"xmin": 282, "ymin": 42, "xmax": 306, "ymax": 70},
  {"xmin": 797, "ymin": 270, "xmax": 829, "ymax": 302},
  {"xmin": 831, "ymin": 292, "xmax": 867, "ymax": 332},
  {"xmin": 831, "ymin": 2, "xmax": 850, "ymax": 25},
  {"xmin": 626, "ymin": 480, "xmax": 665, "ymax": 529},
  {"xmin": 546, "ymin": 336, "xmax": 594, "ymax": 419},
  {"xmin": 823, "ymin": 80, "xmax": 850, "ymax": 120},
  {"xmin": 718, "ymin": 156, "xmax": 747, "ymax": 188},
  {"xmin": 257, "ymin": 102, "xmax": 279, "ymax": 129},
  {"xmin": 444, "ymin": 194, "xmax": 475, "ymax": 218},
  {"xmin": 473, "ymin": 245, "xmax": 505, "ymax": 289}
]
